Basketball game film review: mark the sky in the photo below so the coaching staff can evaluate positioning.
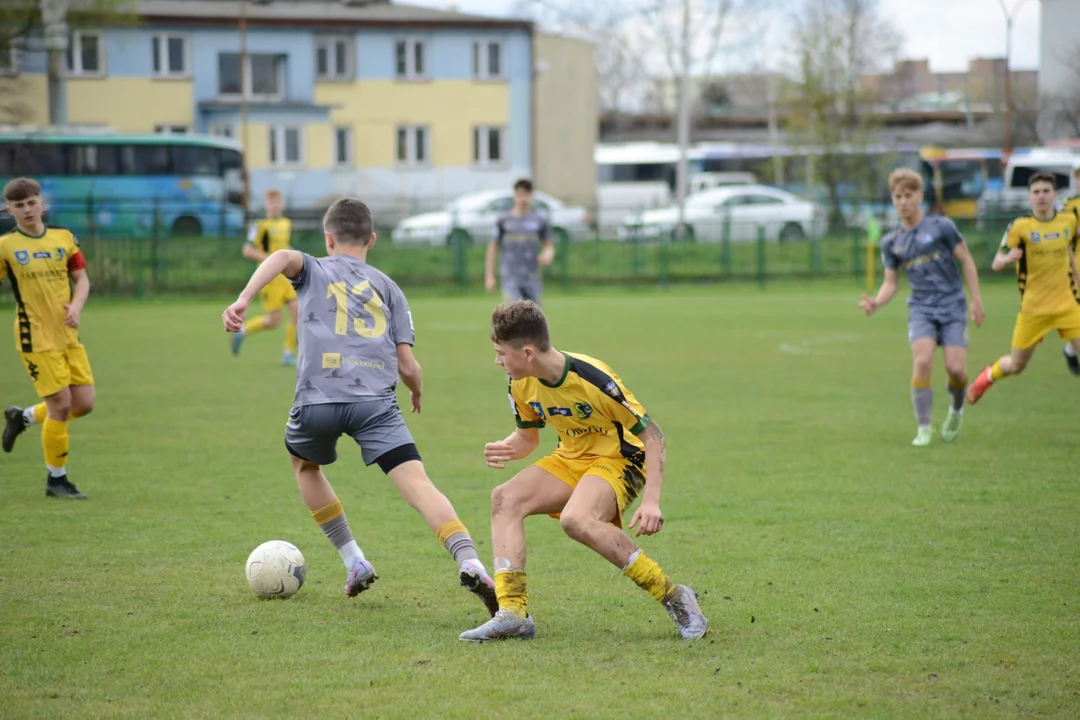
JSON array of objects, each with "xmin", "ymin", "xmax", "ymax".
[{"xmin": 406, "ymin": 0, "xmax": 1042, "ymax": 71}]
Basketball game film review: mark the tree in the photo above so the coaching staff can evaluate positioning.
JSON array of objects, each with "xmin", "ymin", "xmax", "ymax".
[
  {"xmin": 0, "ymin": 0, "xmax": 136, "ymax": 125},
  {"xmin": 784, "ymin": 0, "xmax": 902, "ymax": 232}
]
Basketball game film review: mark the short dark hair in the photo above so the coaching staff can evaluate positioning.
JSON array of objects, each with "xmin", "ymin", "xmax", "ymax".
[
  {"xmin": 491, "ymin": 300, "xmax": 551, "ymax": 351},
  {"xmin": 513, "ymin": 178, "xmax": 533, "ymax": 193},
  {"xmin": 323, "ymin": 197, "xmax": 373, "ymax": 244},
  {"xmin": 1028, "ymin": 172, "xmax": 1058, "ymax": 189},
  {"xmin": 4, "ymin": 177, "xmax": 41, "ymax": 202}
]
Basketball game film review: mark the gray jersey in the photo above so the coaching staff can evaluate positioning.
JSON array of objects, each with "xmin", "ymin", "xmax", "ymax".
[
  {"xmin": 289, "ymin": 253, "xmax": 415, "ymax": 406},
  {"xmin": 494, "ymin": 211, "xmax": 549, "ymax": 281},
  {"xmin": 881, "ymin": 215, "xmax": 967, "ymax": 314}
]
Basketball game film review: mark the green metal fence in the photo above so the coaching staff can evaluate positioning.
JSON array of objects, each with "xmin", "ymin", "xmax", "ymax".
[{"xmin": 0, "ymin": 215, "xmax": 1016, "ymax": 299}]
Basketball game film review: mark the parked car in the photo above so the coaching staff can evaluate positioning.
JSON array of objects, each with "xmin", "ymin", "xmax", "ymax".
[
  {"xmin": 975, "ymin": 148, "xmax": 1080, "ymax": 228},
  {"xmin": 618, "ymin": 184, "xmax": 821, "ymax": 243},
  {"xmin": 392, "ymin": 190, "xmax": 591, "ymax": 246}
]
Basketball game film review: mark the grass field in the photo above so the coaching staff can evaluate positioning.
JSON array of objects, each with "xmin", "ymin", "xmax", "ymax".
[{"xmin": 1, "ymin": 282, "xmax": 1078, "ymax": 719}]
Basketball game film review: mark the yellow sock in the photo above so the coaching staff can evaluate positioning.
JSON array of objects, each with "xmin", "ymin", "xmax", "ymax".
[
  {"xmin": 33, "ymin": 403, "xmax": 47, "ymax": 424},
  {"xmin": 494, "ymin": 570, "xmax": 528, "ymax": 618},
  {"xmin": 311, "ymin": 498, "xmax": 344, "ymax": 524},
  {"xmin": 623, "ymin": 550, "xmax": 676, "ymax": 603},
  {"xmin": 990, "ymin": 360, "xmax": 1007, "ymax": 381},
  {"xmin": 910, "ymin": 377, "xmax": 932, "ymax": 389},
  {"xmin": 948, "ymin": 376, "xmax": 968, "ymax": 390},
  {"xmin": 42, "ymin": 416, "xmax": 69, "ymax": 470},
  {"xmin": 435, "ymin": 519, "xmax": 468, "ymax": 545},
  {"xmin": 244, "ymin": 316, "xmax": 268, "ymax": 335},
  {"xmin": 284, "ymin": 323, "xmax": 298, "ymax": 353}
]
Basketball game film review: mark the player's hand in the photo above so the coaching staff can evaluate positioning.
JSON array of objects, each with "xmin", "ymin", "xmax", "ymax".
[
  {"xmin": 629, "ymin": 501, "xmax": 664, "ymax": 537},
  {"xmin": 484, "ymin": 440, "xmax": 515, "ymax": 469},
  {"xmin": 410, "ymin": 391, "xmax": 422, "ymax": 414},
  {"xmin": 62, "ymin": 304, "xmax": 81, "ymax": 328},
  {"xmin": 538, "ymin": 247, "xmax": 555, "ymax": 268},
  {"xmin": 971, "ymin": 299, "xmax": 986, "ymax": 327},
  {"xmin": 1005, "ymin": 248, "xmax": 1024, "ymax": 263},
  {"xmin": 484, "ymin": 274, "xmax": 496, "ymax": 293},
  {"xmin": 858, "ymin": 294, "xmax": 878, "ymax": 316},
  {"xmin": 222, "ymin": 298, "xmax": 249, "ymax": 332}
]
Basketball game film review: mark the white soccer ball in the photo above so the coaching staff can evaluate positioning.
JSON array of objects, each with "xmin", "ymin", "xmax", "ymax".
[{"xmin": 245, "ymin": 540, "xmax": 306, "ymax": 599}]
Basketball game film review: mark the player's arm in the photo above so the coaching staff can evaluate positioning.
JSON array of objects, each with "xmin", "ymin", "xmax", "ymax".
[
  {"xmin": 223, "ymin": 249, "xmax": 304, "ymax": 332},
  {"xmin": 992, "ymin": 223, "xmax": 1023, "ymax": 271},
  {"xmin": 242, "ymin": 223, "xmax": 269, "ymax": 262},
  {"xmin": 860, "ymin": 268, "xmax": 899, "ymax": 316},
  {"xmin": 484, "ymin": 427, "xmax": 541, "ymax": 469},
  {"xmin": 537, "ymin": 217, "xmax": 555, "ymax": 268},
  {"xmin": 629, "ymin": 419, "xmax": 666, "ymax": 537},
  {"xmin": 396, "ymin": 343, "xmax": 423, "ymax": 414},
  {"xmin": 951, "ymin": 238, "xmax": 985, "ymax": 327},
  {"xmin": 64, "ymin": 248, "xmax": 90, "ymax": 328}
]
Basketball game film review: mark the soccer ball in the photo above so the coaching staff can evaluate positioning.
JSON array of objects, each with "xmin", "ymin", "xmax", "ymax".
[{"xmin": 245, "ymin": 540, "xmax": 306, "ymax": 599}]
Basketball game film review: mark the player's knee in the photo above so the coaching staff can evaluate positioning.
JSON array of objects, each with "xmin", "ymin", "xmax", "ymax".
[
  {"xmin": 1012, "ymin": 357, "xmax": 1029, "ymax": 374},
  {"xmin": 70, "ymin": 402, "xmax": 93, "ymax": 418},
  {"xmin": 491, "ymin": 483, "xmax": 522, "ymax": 518},
  {"xmin": 558, "ymin": 511, "xmax": 589, "ymax": 542}
]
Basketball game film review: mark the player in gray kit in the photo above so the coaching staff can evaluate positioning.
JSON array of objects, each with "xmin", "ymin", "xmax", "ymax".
[
  {"xmin": 223, "ymin": 198, "xmax": 499, "ymax": 619},
  {"xmin": 859, "ymin": 168, "xmax": 985, "ymax": 447},
  {"xmin": 484, "ymin": 178, "xmax": 555, "ymax": 304}
]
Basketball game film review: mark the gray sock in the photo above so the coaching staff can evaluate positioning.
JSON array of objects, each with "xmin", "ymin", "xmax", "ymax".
[
  {"xmin": 911, "ymin": 386, "xmax": 933, "ymax": 427},
  {"xmin": 445, "ymin": 532, "xmax": 479, "ymax": 565},
  {"xmin": 319, "ymin": 513, "xmax": 354, "ymax": 550},
  {"xmin": 948, "ymin": 383, "xmax": 965, "ymax": 412}
]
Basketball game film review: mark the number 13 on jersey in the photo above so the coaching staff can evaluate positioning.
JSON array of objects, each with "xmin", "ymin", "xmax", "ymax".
[{"xmin": 327, "ymin": 280, "xmax": 388, "ymax": 338}]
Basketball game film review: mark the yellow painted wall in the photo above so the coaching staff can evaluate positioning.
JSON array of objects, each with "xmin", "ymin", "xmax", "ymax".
[
  {"xmin": 241, "ymin": 123, "xmax": 270, "ymax": 169},
  {"xmin": 306, "ymin": 124, "xmax": 331, "ymax": 170},
  {"xmin": 67, "ymin": 78, "xmax": 193, "ymax": 131},
  {"xmin": 316, "ymin": 80, "xmax": 509, "ymax": 168},
  {"xmin": 0, "ymin": 75, "xmax": 50, "ymax": 126}
]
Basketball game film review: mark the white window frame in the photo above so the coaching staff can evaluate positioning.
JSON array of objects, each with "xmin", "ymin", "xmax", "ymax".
[
  {"xmin": 151, "ymin": 33, "xmax": 190, "ymax": 78},
  {"xmin": 68, "ymin": 31, "xmax": 106, "ymax": 77},
  {"xmin": 394, "ymin": 37, "xmax": 428, "ymax": 80},
  {"xmin": 154, "ymin": 125, "xmax": 190, "ymax": 135},
  {"xmin": 208, "ymin": 122, "xmax": 237, "ymax": 139},
  {"xmin": 316, "ymin": 36, "xmax": 353, "ymax": 81},
  {"xmin": 395, "ymin": 125, "xmax": 429, "ymax": 167},
  {"xmin": 332, "ymin": 126, "xmax": 353, "ymax": 168},
  {"xmin": 472, "ymin": 126, "xmax": 506, "ymax": 168},
  {"xmin": 269, "ymin": 125, "xmax": 305, "ymax": 169},
  {"xmin": 472, "ymin": 39, "xmax": 504, "ymax": 80},
  {"xmin": 217, "ymin": 53, "xmax": 285, "ymax": 101}
]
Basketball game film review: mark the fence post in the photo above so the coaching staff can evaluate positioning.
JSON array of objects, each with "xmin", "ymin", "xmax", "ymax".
[
  {"xmin": 86, "ymin": 195, "xmax": 96, "ymax": 242},
  {"xmin": 151, "ymin": 199, "xmax": 161, "ymax": 295},
  {"xmin": 851, "ymin": 227, "xmax": 861, "ymax": 282},
  {"xmin": 659, "ymin": 234, "xmax": 669, "ymax": 288},
  {"xmin": 809, "ymin": 233, "xmax": 821, "ymax": 277},
  {"xmin": 721, "ymin": 213, "xmax": 732, "ymax": 276},
  {"xmin": 756, "ymin": 225, "xmax": 766, "ymax": 289},
  {"xmin": 135, "ymin": 236, "xmax": 144, "ymax": 299},
  {"xmin": 452, "ymin": 230, "xmax": 468, "ymax": 295},
  {"xmin": 559, "ymin": 229, "xmax": 570, "ymax": 289}
]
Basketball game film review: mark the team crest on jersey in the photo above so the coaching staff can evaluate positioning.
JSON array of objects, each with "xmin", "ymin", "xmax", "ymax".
[
  {"xmin": 529, "ymin": 401, "xmax": 546, "ymax": 419},
  {"xmin": 14, "ymin": 250, "xmax": 29, "ymax": 265},
  {"xmin": 1030, "ymin": 231, "xmax": 1041, "ymax": 244},
  {"xmin": 574, "ymin": 402, "xmax": 593, "ymax": 419},
  {"xmin": 920, "ymin": 233, "xmax": 934, "ymax": 244},
  {"xmin": 56, "ymin": 248, "xmax": 66, "ymax": 261}
]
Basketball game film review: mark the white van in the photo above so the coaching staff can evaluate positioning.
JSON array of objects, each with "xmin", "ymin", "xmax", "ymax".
[{"xmin": 977, "ymin": 148, "xmax": 1080, "ymax": 220}]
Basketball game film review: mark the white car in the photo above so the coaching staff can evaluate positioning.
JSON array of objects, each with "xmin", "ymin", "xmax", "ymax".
[
  {"xmin": 392, "ymin": 190, "xmax": 591, "ymax": 246},
  {"xmin": 619, "ymin": 185, "xmax": 822, "ymax": 243}
]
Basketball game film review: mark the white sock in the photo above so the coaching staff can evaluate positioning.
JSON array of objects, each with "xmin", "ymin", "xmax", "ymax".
[
  {"xmin": 917, "ymin": 425, "xmax": 931, "ymax": 432},
  {"xmin": 46, "ymin": 464, "xmax": 66, "ymax": 479},
  {"xmin": 1066, "ymin": 343, "xmax": 1077, "ymax": 358},
  {"xmin": 338, "ymin": 540, "xmax": 366, "ymax": 567},
  {"xmin": 23, "ymin": 406, "xmax": 38, "ymax": 426},
  {"xmin": 622, "ymin": 548, "xmax": 642, "ymax": 572}
]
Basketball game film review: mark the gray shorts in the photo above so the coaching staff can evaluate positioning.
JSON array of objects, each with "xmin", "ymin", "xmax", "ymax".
[
  {"xmin": 908, "ymin": 309, "xmax": 967, "ymax": 348},
  {"xmin": 284, "ymin": 397, "xmax": 416, "ymax": 467},
  {"xmin": 501, "ymin": 276, "xmax": 543, "ymax": 305}
]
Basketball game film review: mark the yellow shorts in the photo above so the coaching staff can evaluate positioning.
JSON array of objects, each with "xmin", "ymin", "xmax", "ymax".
[
  {"xmin": 19, "ymin": 344, "xmax": 94, "ymax": 398},
  {"xmin": 1011, "ymin": 308, "xmax": 1080, "ymax": 350},
  {"xmin": 534, "ymin": 453, "xmax": 646, "ymax": 526},
  {"xmin": 259, "ymin": 275, "xmax": 298, "ymax": 312}
]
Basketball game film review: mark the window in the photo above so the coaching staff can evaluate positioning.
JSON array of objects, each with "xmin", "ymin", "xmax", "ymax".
[
  {"xmin": 208, "ymin": 123, "xmax": 236, "ymax": 139},
  {"xmin": 394, "ymin": 38, "xmax": 427, "ymax": 79},
  {"xmin": 67, "ymin": 32, "xmax": 104, "ymax": 76},
  {"xmin": 152, "ymin": 34, "xmax": 188, "ymax": 77},
  {"xmin": 125, "ymin": 145, "xmax": 174, "ymax": 175},
  {"xmin": 395, "ymin": 125, "xmax": 428, "ymax": 166},
  {"xmin": 0, "ymin": 46, "xmax": 18, "ymax": 76},
  {"xmin": 175, "ymin": 146, "xmax": 220, "ymax": 176},
  {"xmin": 269, "ymin": 126, "xmax": 303, "ymax": 167},
  {"xmin": 71, "ymin": 144, "xmax": 120, "ymax": 175},
  {"xmin": 154, "ymin": 125, "xmax": 190, "ymax": 135},
  {"xmin": 472, "ymin": 126, "xmax": 505, "ymax": 167},
  {"xmin": 218, "ymin": 53, "xmax": 284, "ymax": 100},
  {"xmin": 333, "ymin": 126, "xmax": 353, "ymax": 167},
  {"xmin": 472, "ymin": 39, "xmax": 503, "ymax": 80},
  {"xmin": 316, "ymin": 36, "xmax": 352, "ymax": 80}
]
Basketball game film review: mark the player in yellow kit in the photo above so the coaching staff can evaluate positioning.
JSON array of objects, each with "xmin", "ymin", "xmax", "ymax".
[
  {"xmin": 458, "ymin": 300, "xmax": 707, "ymax": 642},
  {"xmin": 1061, "ymin": 166, "xmax": 1080, "ymax": 375},
  {"xmin": 967, "ymin": 172, "xmax": 1080, "ymax": 403},
  {"xmin": 230, "ymin": 189, "xmax": 299, "ymax": 365},
  {"xmin": 1, "ymin": 177, "xmax": 95, "ymax": 499}
]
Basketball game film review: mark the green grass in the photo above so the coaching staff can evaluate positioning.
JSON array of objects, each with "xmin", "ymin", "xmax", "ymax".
[{"xmin": 1, "ymin": 283, "xmax": 1078, "ymax": 719}]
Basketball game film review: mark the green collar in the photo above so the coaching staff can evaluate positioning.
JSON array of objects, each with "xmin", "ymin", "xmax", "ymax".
[
  {"xmin": 16, "ymin": 226, "xmax": 46, "ymax": 239},
  {"xmin": 539, "ymin": 352, "xmax": 571, "ymax": 388}
]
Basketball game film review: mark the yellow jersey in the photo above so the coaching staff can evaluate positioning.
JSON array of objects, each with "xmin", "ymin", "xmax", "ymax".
[
  {"xmin": 1064, "ymin": 194, "xmax": 1080, "ymax": 225},
  {"xmin": 509, "ymin": 352, "xmax": 650, "ymax": 466},
  {"xmin": 1000, "ymin": 212, "xmax": 1079, "ymax": 316},
  {"xmin": 247, "ymin": 217, "xmax": 292, "ymax": 255},
  {"xmin": 0, "ymin": 225, "xmax": 86, "ymax": 353}
]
